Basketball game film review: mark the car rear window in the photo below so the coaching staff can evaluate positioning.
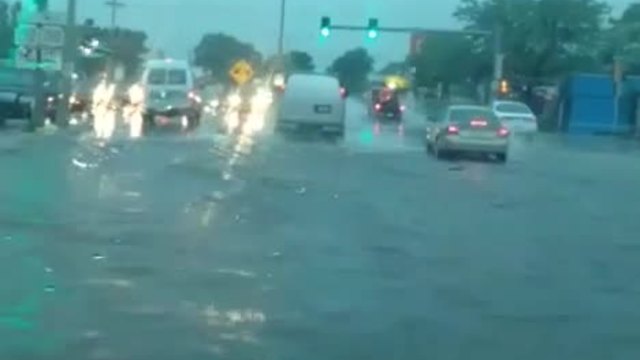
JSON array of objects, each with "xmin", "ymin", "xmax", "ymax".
[
  {"xmin": 495, "ymin": 103, "xmax": 532, "ymax": 114},
  {"xmin": 450, "ymin": 108, "xmax": 500, "ymax": 128}
]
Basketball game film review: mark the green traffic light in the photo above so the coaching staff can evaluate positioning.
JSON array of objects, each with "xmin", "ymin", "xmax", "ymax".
[
  {"xmin": 367, "ymin": 18, "xmax": 379, "ymax": 39},
  {"xmin": 320, "ymin": 16, "xmax": 331, "ymax": 37}
]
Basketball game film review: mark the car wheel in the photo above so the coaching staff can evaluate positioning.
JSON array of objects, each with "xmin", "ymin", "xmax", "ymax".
[
  {"xmin": 187, "ymin": 115, "xmax": 200, "ymax": 130},
  {"xmin": 496, "ymin": 152, "xmax": 508, "ymax": 163},
  {"xmin": 434, "ymin": 138, "xmax": 447, "ymax": 159}
]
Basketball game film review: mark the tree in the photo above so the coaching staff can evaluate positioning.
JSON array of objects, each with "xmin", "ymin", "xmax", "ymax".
[
  {"xmin": 194, "ymin": 33, "xmax": 262, "ymax": 82},
  {"xmin": 600, "ymin": 3, "xmax": 640, "ymax": 75},
  {"xmin": 74, "ymin": 21, "xmax": 148, "ymax": 80},
  {"xmin": 455, "ymin": 0, "xmax": 610, "ymax": 81},
  {"xmin": 411, "ymin": 34, "xmax": 490, "ymax": 88},
  {"xmin": 0, "ymin": 0, "xmax": 14, "ymax": 59},
  {"xmin": 286, "ymin": 50, "xmax": 314, "ymax": 72},
  {"xmin": 328, "ymin": 47, "xmax": 373, "ymax": 93}
]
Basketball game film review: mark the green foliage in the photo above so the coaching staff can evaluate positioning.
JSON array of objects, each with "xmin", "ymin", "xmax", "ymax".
[
  {"xmin": 286, "ymin": 51, "xmax": 314, "ymax": 72},
  {"xmin": 194, "ymin": 33, "xmax": 262, "ymax": 83},
  {"xmin": 454, "ymin": 0, "xmax": 610, "ymax": 80},
  {"xmin": 75, "ymin": 22, "xmax": 148, "ymax": 79},
  {"xmin": 328, "ymin": 47, "xmax": 373, "ymax": 93}
]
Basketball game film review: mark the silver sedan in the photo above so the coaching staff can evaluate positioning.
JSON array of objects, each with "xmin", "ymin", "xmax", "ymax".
[{"xmin": 425, "ymin": 105, "xmax": 511, "ymax": 162}]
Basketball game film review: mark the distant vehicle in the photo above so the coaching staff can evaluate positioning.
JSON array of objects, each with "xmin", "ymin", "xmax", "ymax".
[
  {"xmin": 425, "ymin": 105, "xmax": 510, "ymax": 162},
  {"xmin": 70, "ymin": 74, "xmax": 97, "ymax": 114},
  {"xmin": 492, "ymin": 100, "xmax": 537, "ymax": 134},
  {"xmin": 0, "ymin": 67, "xmax": 60, "ymax": 127},
  {"xmin": 369, "ymin": 86, "xmax": 404, "ymax": 121},
  {"xmin": 140, "ymin": 59, "xmax": 202, "ymax": 130},
  {"xmin": 276, "ymin": 73, "xmax": 346, "ymax": 138}
]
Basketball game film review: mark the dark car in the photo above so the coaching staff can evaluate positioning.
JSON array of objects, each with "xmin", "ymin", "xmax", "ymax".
[
  {"xmin": 370, "ymin": 87, "xmax": 404, "ymax": 121},
  {"xmin": 0, "ymin": 66, "xmax": 62, "ymax": 127}
]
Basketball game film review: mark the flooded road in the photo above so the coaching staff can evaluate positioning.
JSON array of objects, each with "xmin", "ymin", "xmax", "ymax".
[{"xmin": 2, "ymin": 100, "xmax": 640, "ymax": 359}]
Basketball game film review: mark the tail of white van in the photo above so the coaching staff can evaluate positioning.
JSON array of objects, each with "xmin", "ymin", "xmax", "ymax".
[{"xmin": 277, "ymin": 73, "xmax": 345, "ymax": 136}]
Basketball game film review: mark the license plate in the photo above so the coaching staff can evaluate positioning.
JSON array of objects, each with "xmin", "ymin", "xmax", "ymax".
[
  {"xmin": 314, "ymin": 105, "xmax": 332, "ymax": 114},
  {"xmin": 155, "ymin": 116, "xmax": 170, "ymax": 124}
]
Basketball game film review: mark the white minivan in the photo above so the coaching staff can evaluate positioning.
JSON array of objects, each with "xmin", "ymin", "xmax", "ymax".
[
  {"xmin": 140, "ymin": 59, "xmax": 202, "ymax": 129},
  {"xmin": 277, "ymin": 73, "xmax": 346, "ymax": 137}
]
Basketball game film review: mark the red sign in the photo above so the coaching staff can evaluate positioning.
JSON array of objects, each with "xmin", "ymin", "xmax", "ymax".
[{"xmin": 410, "ymin": 33, "xmax": 426, "ymax": 56}]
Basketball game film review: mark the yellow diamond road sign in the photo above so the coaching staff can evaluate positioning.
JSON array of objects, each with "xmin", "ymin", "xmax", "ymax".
[{"xmin": 229, "ymin": 60, "xmax": 254, "ymax": 85}]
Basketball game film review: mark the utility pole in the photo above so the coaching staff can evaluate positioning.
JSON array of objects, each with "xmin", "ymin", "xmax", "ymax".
[
  {"xmin": 492, "ymin": 23, "xmax": 504, "ymax": 100},
  {"xmin": 54, "ymin": 0, "xmax": 77, "ymax": 127},
  {"xmin": 105, "ymin": 0, "xmax": 125, "ymax": 28},
  {"xmin": 31, "ymin": 22, "xmax": 46, "ymax": 131},
  {"xmin": 277, "ymin": 0, "xmax": 286, "ymax": 57}
]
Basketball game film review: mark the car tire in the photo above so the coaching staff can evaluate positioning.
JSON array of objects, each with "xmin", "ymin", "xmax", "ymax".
[
  {"xmin": 187, "ymin": 115, "xmax": 200, "ymax": 130},
  {"xmin": 496, "ymin": 152, "xmax": 508, "ymax": 163},
  {"xmin": 434, "ymin": 138, "xmax": 447, "ymax": 160},
  {"xmin": 143, "ymin": 114, "xmax": 155, "ymax": 130}
]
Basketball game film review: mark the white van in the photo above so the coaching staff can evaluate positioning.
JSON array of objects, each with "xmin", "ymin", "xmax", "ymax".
[
  {"xmin": 140, "ymin": 59, "xmax": 202, "ymax": 129},
  {"xmin": 277, "ymin": 73, "xmax": 346, "ymax": 137}
]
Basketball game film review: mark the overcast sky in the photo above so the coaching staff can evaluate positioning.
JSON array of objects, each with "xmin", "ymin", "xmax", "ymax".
[{"xmin": 49, "ymin": 0, "xmax": 635, "ymax": 69}]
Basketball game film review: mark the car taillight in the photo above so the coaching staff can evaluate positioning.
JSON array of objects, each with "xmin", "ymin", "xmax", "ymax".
[
  {"xmin": 497, "ymin": 127, "xmax": 510, "ymax": 137},
  {"xmin": 400, "ymin": 105, "xmax": 406, "ymax": 112},
  {"xmin": 446, "ymin": 125, "xmax": 459, "ymax": 135},
  {"xmin": 374, "ymin": 103, "xmax": 382, "ymax": 111},
  {"xmin": 339, "ymin": 87, "xmax": 347, "ymax": 98}
]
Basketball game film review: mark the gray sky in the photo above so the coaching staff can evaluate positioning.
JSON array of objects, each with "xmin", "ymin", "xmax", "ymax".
[{"xmin": 50, "ymin": 0, "xmax": 635, "ymax": 69}]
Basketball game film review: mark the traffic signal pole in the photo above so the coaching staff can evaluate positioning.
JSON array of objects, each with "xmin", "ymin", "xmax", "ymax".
[{"xmin": 321, "ymin": 21, "xmax": 502, "ymax": 100}]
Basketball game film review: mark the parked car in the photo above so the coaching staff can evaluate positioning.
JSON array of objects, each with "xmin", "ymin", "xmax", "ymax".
[
  {"xmin": 492, "ymin": 100, "xmax": 538, "ymax": 134},
  {"xmin": 0, "ymin": 66, "xmax": 61, "ymax": 127}
]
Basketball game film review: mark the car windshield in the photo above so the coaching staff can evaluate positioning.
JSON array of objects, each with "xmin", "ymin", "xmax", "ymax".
[
  {"xmin": 147, "ymin": 69, "xmax": 167, "ymax": 85},
  {"xmin": 5, "ymin": 1, "xmax": 637, "ymax": 360},
  {"xmin": 167, "ymin": 69, "xmax": 187, "ymax": 85},
  {"xmin": 495, "ymin": 102, "xmax": 532, "ymax": 114}
]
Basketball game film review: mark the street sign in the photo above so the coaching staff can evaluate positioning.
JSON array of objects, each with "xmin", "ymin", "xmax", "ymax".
[
  {"xmin": 15, "ymin": 47, "xmax": 62, "ymax": 69},
  {"xmin": 14, "ymin": 10, "xmax": 65, "ymax": 48},
  {"xmin": 229, "ymin": 60, "xmax": 254, "ymax": 85},
  {"xmin": 15, "ymin": 24, "xmax": 64, "ymax": 48}
]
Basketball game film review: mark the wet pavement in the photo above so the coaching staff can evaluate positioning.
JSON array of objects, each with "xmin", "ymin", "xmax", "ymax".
[{"xmin": 2, "ymin": 100, "xmax": 640, "ymax": 359}]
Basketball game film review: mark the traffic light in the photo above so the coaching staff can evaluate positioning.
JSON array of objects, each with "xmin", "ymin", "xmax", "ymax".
[
  {"xmin": 320, "ymin": 16, "xmax": 331, "ymax": 37},
  {"xmin": 367, "ymin": 18, "xmax": 379, "ymax": 39}
]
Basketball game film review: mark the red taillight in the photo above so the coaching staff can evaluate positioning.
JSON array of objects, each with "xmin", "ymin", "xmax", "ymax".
[
  {"xmin": 339, "ymin": 87, "xmax": 346, "ymax": 98},
  {"xmin": 374, "ymin": 103, "xmax": 382, "ymax": 111},
  {"xmin": 400, "ymin": 105, "xmax": 406, "ymax": 112},
  {"xmin": 497, "ymin": 127, "xmax": 510, "ymax": 137},
  {"xmin": 446, "ymin": 125, "xmax": 459, "ymax": 135}
]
